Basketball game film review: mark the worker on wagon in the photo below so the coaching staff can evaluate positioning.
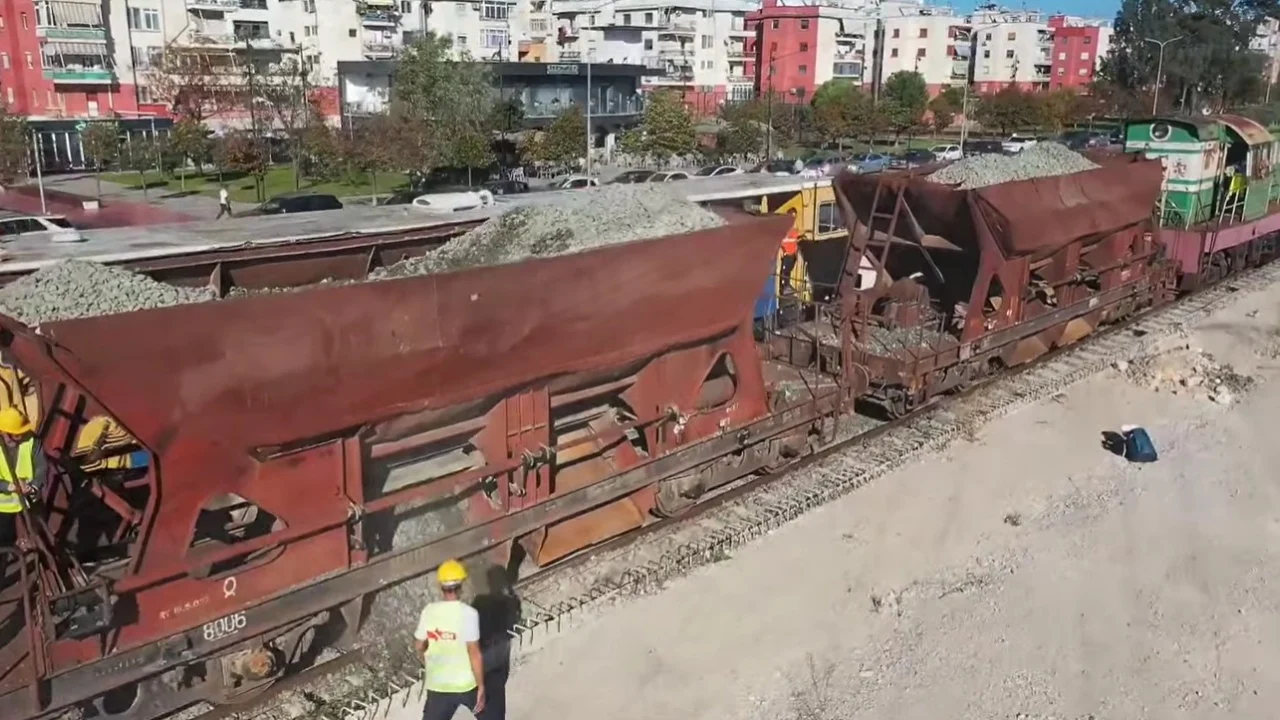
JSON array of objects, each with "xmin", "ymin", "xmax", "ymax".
[
  {"xmin": 0, "ymin": 407, "xmax": 42, "ymax": 574},
  {"xmin": 415, "ymin": 559, "xmax": 485, "ymax": 720}
]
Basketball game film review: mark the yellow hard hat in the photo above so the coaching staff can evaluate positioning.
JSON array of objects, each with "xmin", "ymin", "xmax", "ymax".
[
  {"xmin": 437, "ymin": 559, "xmax": 467, "ymax": 587},
  {"xmin": 0, "ymin": 407, "xmax": 32, "ymax": 435}
]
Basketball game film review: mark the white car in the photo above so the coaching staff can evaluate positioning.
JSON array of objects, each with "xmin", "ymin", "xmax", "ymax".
[
  {"xmin": 694, "ymin": 165, "xmax": 743, "ymax": 177},
  {"xmin": 647, "ymin": 171, "xmax": 690, "ymax": 182},
  {"xmin": 930, "ymin": 144, "xmax": 963, "ymax": 162},
  {"xmin": 1001, "ymin": 134, "xmax": 1038, "ymax": 154},
  {"xmin": 410, "ymin": 190, "xmax": 496, "ymax": 213},
  {"xmin": 0, "ymin": 213, "xmax": 85, "ymax": 243},
  {"xmin": 555, "ymin": 175, "xmax": 599, "ymax": 190}
]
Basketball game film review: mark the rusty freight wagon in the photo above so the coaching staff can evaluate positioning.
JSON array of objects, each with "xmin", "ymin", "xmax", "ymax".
[
  {"xmin": 0, "ymin": 211, "xmax": 862, "ymax": 720},
  {"xmin": 763, "ymin": 156, "xmax": 1175, "ymax": 417}
]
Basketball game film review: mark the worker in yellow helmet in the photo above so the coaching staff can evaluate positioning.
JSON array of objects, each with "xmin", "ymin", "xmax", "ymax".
[
  {"xmin": 414, "ymin": 559, "xmax": 485, "ymax": 720},
  {"xmin": 0, "ymin": 407, "xmax": 42, "ymax": 572}
]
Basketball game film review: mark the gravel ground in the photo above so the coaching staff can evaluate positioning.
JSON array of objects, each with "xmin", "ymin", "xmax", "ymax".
[
  {"xmin": 929, "ymin": 143, "xmax": 1099, "ymax": 189},
  {"xmin": 0, "ymin": 259, "xmax": 215, "ymax": 325},
  {"xmin": 371, "ymin": 184, "xmax": 725, "ymax": 278},
  {"xmin": 421, "ymin": 279, "xmax": 1280, "ymax": 720}
]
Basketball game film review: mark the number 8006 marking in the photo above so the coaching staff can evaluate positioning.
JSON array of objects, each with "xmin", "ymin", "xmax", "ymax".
[{"xmin": 202, "ymin": 611, "xmax": 247, "ymax": 642}]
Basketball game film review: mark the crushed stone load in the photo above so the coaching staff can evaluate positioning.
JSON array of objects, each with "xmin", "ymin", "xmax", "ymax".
[
  {"xmin": 1119, "ymin": 344, "xmax": 1254, "ymax": 405},
  {"xmin": 372, "ymin": 183, "xmax": 727, "ymax": 278},
  {"xmin": 0, "ymin": 260, "xmax": 216, "ymax": 326},
  {"xmin": 928, "ymin": 142, "xmax": 1099, "ymax": 189}
]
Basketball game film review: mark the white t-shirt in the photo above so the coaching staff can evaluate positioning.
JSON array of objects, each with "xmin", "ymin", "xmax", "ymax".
[{"xmin": 219, "ymin": 189, "xmax": 229, "ymax": 204}]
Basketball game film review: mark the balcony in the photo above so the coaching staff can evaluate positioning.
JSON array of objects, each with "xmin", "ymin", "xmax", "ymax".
[
  {"xmin": 726, "ymin": 45, "xmax": 748, "ymax": 59},
  {"xmin": 187, "ymin": 31, "xmax": 238, "ymax": 47},
  {"xmin": 951, "ymin": 59, "xmax": 970, "ymax": 79},
  {"xmin": 345, "ymin": 100, "xmax": 386, "ymax": 116},
  {"xmin": 1037, "ymin": 32, "xmax": 1052, "ymax": 46},
  {"xmin": 36, "ymin": 26, "xmax": 106, "ymax": 41},
  {"xmin": 186, "ymin": 0, "xmax": 241, "ymax": 10},
  {"xmin": 646, "ymin": 74, "xmax": 694, "ymax": 86},
  {"xmin": 361, "ymin": 10, "xmax": 399, "ymax": 26},
  {"xmin": 728, "ymin": 23, "xmax": 752, "ymax": 37},
  {"xmin": 363, "ymin": 41, "xmax": 396, "ymax": 58},
  {"xmin": 661, "ymin": 18, "xmax": 697, "ymax": 35},
  {"xmin": 44, "ymin": 67, "xmax": 114, "ymax": 83},
  {"xmin": 559, "ymin": 49, "xmax": 581, "ymax": 61},
  {"xmin": 726, "ymin": 72, "xmax": 750, "ymax": 83}
]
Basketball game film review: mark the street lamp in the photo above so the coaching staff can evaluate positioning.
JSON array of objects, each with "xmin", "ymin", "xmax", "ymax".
[
  {"xmin": 957, "ymin": 23, "xmax": 999, "ymax": 150},
  {"xmin": 1144, "ymin": 35, "xmax": 1184, "ymax": 115}
]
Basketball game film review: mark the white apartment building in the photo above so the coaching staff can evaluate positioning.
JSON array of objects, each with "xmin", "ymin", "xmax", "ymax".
[
  {"xmin": 967, "ymin": 8, "xmax": 1053, "ymax": 89},
  {"xmin": 549, "ymin": 0, "xmax": 756, "ymax": 100},
  {"xmin": 878, "ymin": 6, "xmax": 970, "ymax": 94}
]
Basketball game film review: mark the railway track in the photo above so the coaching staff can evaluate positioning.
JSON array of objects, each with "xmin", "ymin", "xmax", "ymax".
[{"xmin": 189, "ymin": 260, "xmax": 1280, "ymax": 720}]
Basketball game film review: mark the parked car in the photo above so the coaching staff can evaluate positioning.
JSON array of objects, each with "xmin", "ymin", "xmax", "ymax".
[
  {"xmin": 555, "ymin": 175, "xmax": 599, "ymax": 190},
  {"xmin": 411, "ymin": 189, "xmax": 496, "ymax": 213},
  {"xmin": 647, "ymin": 171, "xmax": 690, "ymax": 182},
  {"xmin": 694, "ymin": 164, "xmax": 743, "ymax": 177},
  {"xmin": 483, "ymin": 179, "xmax": 529, "ymax": 195},
  {"xmin": 1001, "ymin": 134, "xmax": 1039, "ymax": 154},
  {"xmin": 241, "ymin": 193, "xmax": 344, "ymax": 217},
  {"xmin": 890, "ymin": 149, "xmax": 937, "ymax": 170},
  {"xmin": 757, "ymin": 159, "xmax": 797, "ymax": 176},
  {"xmin": 611, "ymin": 170, "xmax": 657, "ymax": 184},
  {"xmin": 962, "ymin": 139, "xmax": 1004, "ymax": 156},
  {"xmin": 845, "ymin": 152, "xmax": 891, "ymax": 174},
  {"xmin": 930, "ymin": 144, "xmax": 963, "ymax": 161},
  {"xmin": 0, "ymin": 213, "xmax": 84, "ymax": 243},
  {"xmin": 381, "ymin": 190, "xmax": 420, "ymax": 206}
]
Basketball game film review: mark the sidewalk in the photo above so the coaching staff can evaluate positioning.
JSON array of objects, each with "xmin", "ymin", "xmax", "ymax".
[{"xmin": 33, "ymin": 174, "xmax": 249, "ymax": 220}]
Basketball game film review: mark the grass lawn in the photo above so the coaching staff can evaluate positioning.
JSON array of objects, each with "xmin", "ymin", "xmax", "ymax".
[{"xmin": 100, "ymin": 167, "xmax": 410, "ymax": 204}]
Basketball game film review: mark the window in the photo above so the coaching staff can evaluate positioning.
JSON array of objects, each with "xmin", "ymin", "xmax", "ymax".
[
  {"xmin": 916, "ymin": 47, "xmax": 925, "ymax": 57},
  {"xmin": 234, "ymin": 20, "xmax": 271, "ymax": 39},
  {"xmin": 984, "ymin": 32, "xmax": 991, "ymax": 41},
  {"xmin": 798, "ymin": 64, "xmax": 807, "ymax": 74},
  {"xmin": 1058, "ymin": 51, "xmax": 1065, "ymax": 60},
  {"xmin": 0, "ymin": 16, "xmax": 4, "ymax": 29},
  {"xmin": 128, "ymin": 7, "xmax": 161, "ymax": 31},
  {"xmin": 979, "ymin": 83, "xmax": 988, "ymax": 92},
  {"xmin": 20, "ymin": 12, "xmax": 26, "ymax": 29},
  {"xmin": 138, "ymin": 85, "xmax": 152, "ymax": 103},
  {"xmin": 983, "ymin": 49, "xmax": 990, "ymax": 58},
  {"xmin": 799, "ymin": 42, "xmax": 807, "ymax": 52},
  {"xmin": 701, "ymin": 34, "xmax": 711, "ymax": 49},
  {"xmin": 5, "ymin": 88, "xmax": 11, "ymax": 104},
  {"xmin": 1006, "ymin": 31, "xmax": 1015, "ymax": 41},
  {"xmin": 302, "ymin": 0, "xmax": 314, "ymax": 10},
  {"xmin": 482, "ymin": 2, "xmax": 507, "ymax": 21},
  {"xmin": 1078, "ymin": 67, "xmax": 1088, "ymax": 75},
  {"xmin": 1083, "ymin": 36, "xmax": 1091, "ymax": 45},
  {"xmin": 483, "ymin": 28, "xmax": 507, "ymax": 48},
  {"xmin": 456, "ymin": 34, "xmax": 467, "ymax": 46},
  {"xmin": 401, "ymin": 1, "xmax": 412, "ymax": 12},
  {"xmin": 770, "ymin": 41, "xmax": 777, "ymax": 52},
  {"xmin": 890, "ymin": 47, "xmax": 898, "ymax": 57},
  {"xmin": 30, "ymin": 90, "xmax": 36, "ymax": 107},
  {"xmin": 817, "ymin": 202, "xmax": 843, "ymax": 233},
  {"xmin": 303, "ymin": 25, "xmax": 310, "ymax": 36},
  {"xmin": 622, "ymin": 12, "xmax": 631, "ymax": 24},
  {"xmin": 771, "ymin": 19, "xmax": 778, "ymax": 29},
  {"xmin": 46, "ymin": 90, "xmax": 53, "ymax": 106},
  {"xmin": 24, "ymin": 52, "xmax": 31, "ymax": 69},
  {"xmin": 919, "ymin": 27, "xmax": 927, "ymax": 38},
  {"xmin": 1, "ymin": 54, "xmax": 8, "ymax": 69},
  {"xmin": 1056, "ymin": 67, "xmax": 1064, "ymax": 76},
  {"xmin": 800, "ymin": 18, "xmax": 808, "ymax": 29},
  {"xmin": 1005, "ymin": 49, "xmax": 1014, "ymax": 59},
  {"xmin": 645, "ymin": 12, "xmax": 653, "ymax": 23},
  {"xmin": 892, "ymin": 28, "xmax": 900, "ymax": 38},
  {"xmin": 349, "ymin": 28, "xmax": 357, "ymax": 37},
  {"xmin": 644, "ymin": 38, "xmax": 653, "ymax": 50},
  {"xmin": 832, "ymin": 62, "xmax": 860, "ymax": 76},
  {"xmin": 1080, "ymin": 51, "xmax": 1090, "ymax": 60},
  {"xmin": 239, "ymin": 0, "xmax": 266, "ymax": 8}
]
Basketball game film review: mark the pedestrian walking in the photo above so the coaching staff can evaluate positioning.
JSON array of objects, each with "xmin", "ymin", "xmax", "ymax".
[
  {"xmin": 216, "ymin": 186, "xmax": 232, "ymax": 219},
  {"xmin": 415, "ymin": 559, "xmax": 485, "ymax": 720}
]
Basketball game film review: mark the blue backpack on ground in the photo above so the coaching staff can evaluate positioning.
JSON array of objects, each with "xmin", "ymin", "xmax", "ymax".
[{"xmin": 1122, "ymin": 426, "xmax": 1158, "ymax": 463}]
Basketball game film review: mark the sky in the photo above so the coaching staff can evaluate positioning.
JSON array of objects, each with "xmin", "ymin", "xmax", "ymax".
[{"xmin": 953, "ymin": 0, "xmax": 1120, "ymax": 19}]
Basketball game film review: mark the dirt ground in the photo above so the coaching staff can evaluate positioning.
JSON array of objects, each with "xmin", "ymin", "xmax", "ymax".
[{"xmin": 483, "ymin": 282, "xmax": 1280, "ymax": 720}]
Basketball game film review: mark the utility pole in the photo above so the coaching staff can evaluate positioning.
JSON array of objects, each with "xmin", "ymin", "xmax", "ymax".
[
  {"xmin": 245, "ymin": 36, "xmax": 264, "ymax": 202},
  {"xmin": 766, "ymin": 50, "xmax": 774, "ymax": 160},
  {"xmin": 584, "ymin": 45, "xmax": 592, "ymax": 178},
  {"xmin": 1144, "ymin": 35, "xmax": 1184, "ymax": 115}
]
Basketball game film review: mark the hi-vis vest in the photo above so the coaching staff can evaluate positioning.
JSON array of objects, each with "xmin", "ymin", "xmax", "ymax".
[
  {"xmin": 0, "ymin": 439, "xmax": 33, "ymax": 514},
  {"xmin": 419, "ymin": 602, "xmax": 478, "ymax": 693}
]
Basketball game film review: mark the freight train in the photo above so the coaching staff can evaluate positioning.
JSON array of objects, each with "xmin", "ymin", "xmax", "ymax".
[{"xmin": 0, "ymin": 125, "xmax": 1277, "ymax": 720}]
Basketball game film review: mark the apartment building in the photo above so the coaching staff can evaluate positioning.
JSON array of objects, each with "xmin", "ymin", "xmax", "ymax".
[
  {"xmin": 1045, "ymin": 14, "xmax": 1110, "ymax": 90},
  {"xmin": 1252, "ymin": 16, "xmax": 1280, "ymax": 91},
  {"xmin": 550, "ymin": 0, "xmax": 756, "ymax": 113},
  {"xmin": 747, "ymin": 0, "xmax": 878, "ymax": 102},
  {"xmin": 878, "ymin": 6, "xmax": 971, "ymax": 97},
  {"xmin": 965, "ymin": 8, "xmax": 1053, "ymax": 92}
]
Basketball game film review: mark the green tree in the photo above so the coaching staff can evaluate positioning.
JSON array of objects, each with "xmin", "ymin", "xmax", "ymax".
[
  {"xmin": 450, "ymin": 131, "xmax": 495, "ymax": 185},
  {"xmin": 122, "ymin": 136, "xmax": 160, "ymax": 199},
  {"xmin": 717, "ymin": 100, "xmax": 766, "ymax": 157},
  {"xmin": 392, "ymin": 32, "xmax": 495, "ymax": 173},
  {"xmin": 927, "ymin": 86, "xmax": 965, "ymax": 135},
  {"xmin": 489, "ymin": 97, "xmax": 525, "ymax": 136},
  {"xmin": 1040, "ymin": 88, "xmax": 1087, "ymax": 134},
  {"xmin": 80, "ymin": 121, "xmax": 121, "ymax": 199},
  {"xmin": 215, "ymin": 131, "xmax": 267, "ymax": 191},
  {"xmin": 342, "ymin": 115, "xmax": 400, "ymax": 201},
  {"xmin": 973, "ymin": 86, "xmax": 1041, "ymax": 136},
  {"xmin": 168, "ymin": 118, "xmax": 211, "ymax": 190},
  {"xmin": 0, "ymin": 107, "xmax": 29, "ymax": 184},
  {"xmin": 811, "ymin": 80, "xmax": 873, "ymax": 150},
  {"xmin": 535, "ymin": 105, "xmax": 587, "ymax": 165},
  {"xmin": 880, "ymin": 70, "xmax": 929, "ymax": 140},
  {"xmin": 634, "ymin": 90, "xmax": 696, "ymax": 156}
]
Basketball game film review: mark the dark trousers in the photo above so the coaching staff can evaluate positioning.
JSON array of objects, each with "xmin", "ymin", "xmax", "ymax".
[
  {"xmin": 422, "ymin": 688, "xmax": 478, "ymax": 720},
  {"xmin": 216, "ymin": 202, "xmax": 232, "ymax": 219}
]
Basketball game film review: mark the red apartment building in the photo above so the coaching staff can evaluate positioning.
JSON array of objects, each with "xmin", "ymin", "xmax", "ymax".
[{"xmin": 1047, "ymin": 14, "xmax": 1104, "ymax": 90}]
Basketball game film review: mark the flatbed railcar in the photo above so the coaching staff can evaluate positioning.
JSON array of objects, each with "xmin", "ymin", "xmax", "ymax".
[{"xmin": 0, "ymin": 149, "xmax": 1274, "ymax": 720}]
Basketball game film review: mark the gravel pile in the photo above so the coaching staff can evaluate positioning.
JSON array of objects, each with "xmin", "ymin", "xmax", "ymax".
[
  {"xmin": 0, "ymin": 260, "xmax": 215, "ymax": 326},
  {"xmin": 1120, "ymin": 344, "xmax": 1254, "ymax": 405},
  {"xmin": 372, "ymin": 183, "xmax": 726, "ymax": 278},
  {"xmin": 928, "ymin": 142, "xmax": 1099, "ymax": 189}
]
